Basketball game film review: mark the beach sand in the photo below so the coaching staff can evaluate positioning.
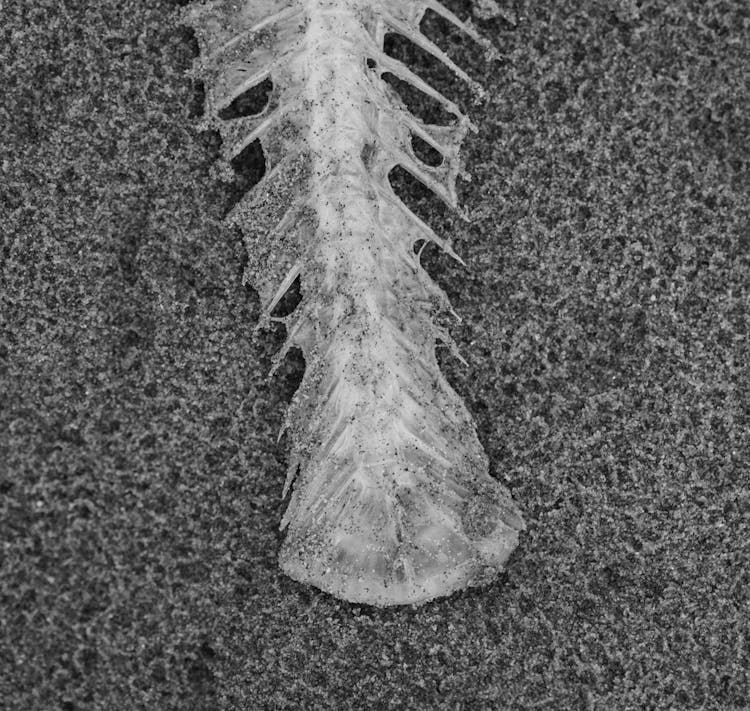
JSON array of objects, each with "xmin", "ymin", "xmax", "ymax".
[{"xmin": 2, "ymin": 0, "xmax": 748, "ymax": 708}]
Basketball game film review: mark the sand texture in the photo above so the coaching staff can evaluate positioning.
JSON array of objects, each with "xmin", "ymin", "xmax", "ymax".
[{"xmin": 1, "ymin": 0, "xmax": 748, "ymax": 708}]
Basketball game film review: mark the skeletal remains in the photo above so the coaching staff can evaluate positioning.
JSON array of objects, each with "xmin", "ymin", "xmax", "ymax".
[{"xmin": 184, "ymin": 0, "xmax": 524, "ymax": 606}]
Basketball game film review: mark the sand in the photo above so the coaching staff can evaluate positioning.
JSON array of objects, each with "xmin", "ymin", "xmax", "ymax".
[{"xmin": 1, "ymin": 0, "xmax": 748, "ymax": 708}]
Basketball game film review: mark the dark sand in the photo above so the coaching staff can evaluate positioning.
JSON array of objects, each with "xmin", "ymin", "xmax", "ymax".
[{"xmin": 2, "ymin": 0, "xmax": 748, "ymax": 708}]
